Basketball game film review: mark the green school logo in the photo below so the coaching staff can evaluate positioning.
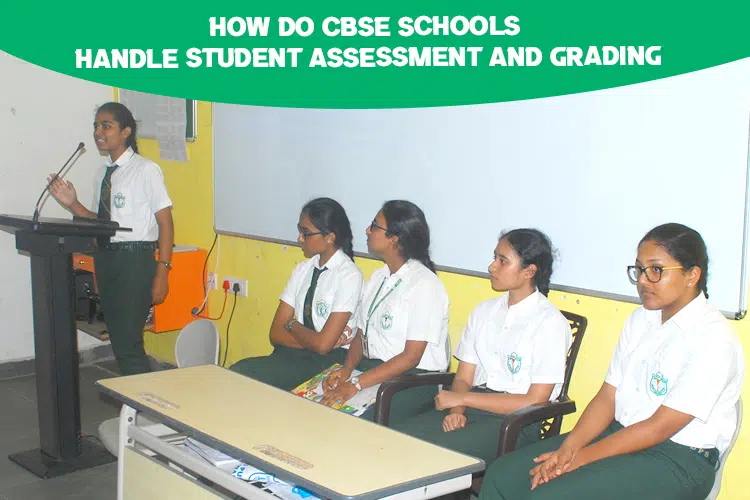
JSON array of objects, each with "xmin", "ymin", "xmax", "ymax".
[
  {"xmin": 650, "ymin": 372, "xmax": 668, "ymax": 396},
  {"xmin": 380, "ymin": 312, "xmax": 393, "ymax": 330},
  {"xmin": 315, "ymin": 300, "xmax": 330, "ymax": 319},
  {"xmin": 507, "ymin": 352, "xmax": 522, "ymax": 374},
  {"xmin": 113, "ymin": 192, "xmax": 126, "ymax": 209}
]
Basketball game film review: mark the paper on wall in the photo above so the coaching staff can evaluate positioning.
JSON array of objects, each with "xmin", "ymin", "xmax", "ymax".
[{"xmin": 155, "ymin": 96, "xmax": 188, "ymax": 162}]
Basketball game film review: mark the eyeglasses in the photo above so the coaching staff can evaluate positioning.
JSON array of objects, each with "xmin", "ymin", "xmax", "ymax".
[
  {"xmin": 627, "ymin": 265, "xmax": 684, "ymax": 284},
  {"xmin": 369, "ymin": 220, "xmax": 390, "ymax": 233},
  {"xmin": 297, "ymin": 224, "xmax": 324, "ymax": 240}
]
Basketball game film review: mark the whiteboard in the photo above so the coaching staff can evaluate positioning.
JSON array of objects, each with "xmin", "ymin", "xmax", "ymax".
[{"xmin": 214, "ymin": 59, "xmax": 750, "ymax": 317}]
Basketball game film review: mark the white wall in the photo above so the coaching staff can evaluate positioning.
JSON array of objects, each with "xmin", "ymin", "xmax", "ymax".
[{"xmin": 0, "ymin": 51, "xmax": 113, "ymax": 362}]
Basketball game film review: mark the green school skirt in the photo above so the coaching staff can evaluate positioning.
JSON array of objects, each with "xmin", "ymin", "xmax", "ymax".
[
  {"xmin": 356, "ymin": 358, "xmax": 440, "ymax": 425},
  {"xmin": 230, "ymin": 345, "xmax": 348, "ymax": 391},
  {"xmin": 393, "ymin": 400, "xmax": 542, "ymax": 465},
  {"xmin": 394, "ymin": 407, "xmax": 541, "ymax": 464},
  {"xmin": 479, "ymin": 421, "xmax": 718, "ymax": 500}
]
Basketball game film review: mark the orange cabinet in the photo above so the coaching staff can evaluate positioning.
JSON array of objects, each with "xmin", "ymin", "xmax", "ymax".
[
  {"xmin": 72, "ymin": 245, "xmax": 207, "ymax": 334},
  {"xmin": 152, "ymin": 246, "xmax": 207, "ymax": 332}
]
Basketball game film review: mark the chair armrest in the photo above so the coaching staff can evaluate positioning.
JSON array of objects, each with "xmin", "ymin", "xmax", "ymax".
[
  {"xmin": 497, "ymin": 398, "xmax": 576, "ymax": 456},
  {"xmin": 373, "ymin": 372, "xmax": 456, "ymax": 426}
]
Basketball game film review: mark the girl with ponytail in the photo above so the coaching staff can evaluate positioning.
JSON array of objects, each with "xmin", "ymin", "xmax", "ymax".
[
  {"xmin": 390, "ymin": 228, "xmax": 572, "ymax": 465},
  {"xmin": 230, "ymin": 198, "xmax": 364, "ymax": 391},
  {"xmin": 380, "ymin": 200, "xmax": 437, "ymax": 273},
  {"xmin": 47, "ymin": 101, "xmax": 173, "ymax": 376},
  {"xmin": 320, "ymin": 200, "xmax": 451, "ymax": 424}
]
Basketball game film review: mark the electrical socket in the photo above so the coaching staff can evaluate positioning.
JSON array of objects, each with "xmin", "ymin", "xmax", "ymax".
[
  {"xmin": 224, "ymin": 276, "xmax": 248, "ymax": 297},
  {"xmin": 207, "ymin": 272, "xmax": 218, "ymax": 290}
]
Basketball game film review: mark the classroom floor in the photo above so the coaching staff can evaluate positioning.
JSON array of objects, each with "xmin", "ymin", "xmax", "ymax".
[
  {"xmin": 0, "ymin": 360, "xmax": 123, "ymax": 500},
  {"xmin": 0, "ymin": 360, "xmax": 477, "ymax": 500}
]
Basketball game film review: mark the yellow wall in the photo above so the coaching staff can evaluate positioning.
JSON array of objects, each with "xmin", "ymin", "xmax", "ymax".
[{"xmin": 139, "ymin": 101, "xmax": 747, "ymax": 499}]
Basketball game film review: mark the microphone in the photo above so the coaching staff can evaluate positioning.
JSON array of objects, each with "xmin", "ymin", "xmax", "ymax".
[{"xmin": 31, "ymin": 142, "xmax": 85, "ymax": 225}]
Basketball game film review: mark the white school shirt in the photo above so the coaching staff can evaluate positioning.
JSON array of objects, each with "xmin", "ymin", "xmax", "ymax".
[
  {"xmin": 605, "ymin": 294, "xmax": 744, "ymax": 453},
  {"xmin": 91, "ymin": 147, "xmax": 173, "ymax": 242},
  {"xmin": 454, "ymin": 290, "xmax": 571, "ymax": 399},
  {"xmin": 356, "ymin": 259, "xmax": 450, "ymax": 371},
  {"xmin": 280, "ymin": 249, "xmax": 364, "ymax": 338}
]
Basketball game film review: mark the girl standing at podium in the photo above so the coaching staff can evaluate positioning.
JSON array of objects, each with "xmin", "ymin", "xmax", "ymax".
[
  {"xmin": 321, "ymin": 200, "xmax": 450, "ymax": 424},
  {"xmin": 392, "ymin": 228, "xmax": 571, "ymax": 465},
  {"xmin": 479, "ymin": 224, "xmax": 744, "ymax": 500},
  {"xmin": 230, "ymin": 198, "xmax": 364, "ymax": 391},
  {"xmin": 47, "ymin": 102, "xmax": 174, "ymax": 376}
]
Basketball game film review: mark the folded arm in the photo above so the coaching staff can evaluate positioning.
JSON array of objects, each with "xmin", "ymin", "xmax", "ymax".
[{"xmin": 287, "ymin": 312, "xmax": 352, "ymax": 355}]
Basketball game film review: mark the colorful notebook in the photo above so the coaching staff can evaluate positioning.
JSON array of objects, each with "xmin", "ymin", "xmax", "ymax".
[{"xmin": 290, "ymin": 363, "xmax": 380, "ymax": 416}]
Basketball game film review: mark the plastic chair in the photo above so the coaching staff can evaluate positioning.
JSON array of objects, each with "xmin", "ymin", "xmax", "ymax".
[
  {"xmin": 706, "ymin": 397, "xmax": 743, "ymax": 500},
  {"xmin": 174, "ymin": 319, "xmax": 220, "ymax": 368},
  {"xmin": 97, "ymin": 319, "xmax": 220, "ymax": 456}
]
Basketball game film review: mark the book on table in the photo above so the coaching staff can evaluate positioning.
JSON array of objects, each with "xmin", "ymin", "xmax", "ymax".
[{"xmin": 290, "ymin": 363, "xmax": 380, "ymax": 417}]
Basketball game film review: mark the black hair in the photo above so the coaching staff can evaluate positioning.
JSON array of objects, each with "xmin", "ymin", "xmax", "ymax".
[
  {"xmin": 500, "ymin": 228, "xmax": 556, "ymax": 296},
  {"xmin": 381, "ymin": 200, "xmax": 436, "ymax": 273},
  {"xmin": 96, "ymin": 102, "xmax": 139, "ymax": 154},
  {"xmin": 302, "ymin": 198, "xmax": 355, "ymax": 261},
  {"xmin": 640, "ymin": 223, "xmax": 709, "ymax": 298}
]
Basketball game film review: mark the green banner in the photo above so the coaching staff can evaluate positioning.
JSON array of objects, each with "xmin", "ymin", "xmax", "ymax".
[{"xmin": 1, "ymin": 1, "xmax": 747, "ymax": 108}]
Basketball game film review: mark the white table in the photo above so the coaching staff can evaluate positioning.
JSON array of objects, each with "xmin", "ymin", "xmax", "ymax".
[{"xmin": 96, "ymin": 365, "xmax": 485, "ymax": 500}]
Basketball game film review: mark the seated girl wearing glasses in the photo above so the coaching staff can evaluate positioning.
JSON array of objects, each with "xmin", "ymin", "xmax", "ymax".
[
  {"xmin": 480, "ymin": 223, "xmax": 744, "ymax": 500},
  {"xmin": 320, "ymin": 200, "xmax": 450, "ymax": 424},
  {"xmin": 230, "ymin": 198, "xmax": 364, "ymax": 391},
  {"xmin": 392, "ymin": 228, "xmax": 571, "ymax": 465}
]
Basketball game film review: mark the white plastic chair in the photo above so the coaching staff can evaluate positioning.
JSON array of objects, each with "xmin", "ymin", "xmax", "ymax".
[
  {"xmin": 706, "ymin": 397, "xmax": 743, "ymax": 500},
  {"xmin": 174, "ymin": 318, "xmax": 221, "ymax": 368},
  {"xmin": 98, "ymin": 319, "xmax": 220, "ymax": 456}
]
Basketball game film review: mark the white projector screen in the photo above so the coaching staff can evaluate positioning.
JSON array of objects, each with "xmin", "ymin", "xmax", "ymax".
[{"xmin": 214, "ymin": 59, "xmax": 750, "ymax": 318}]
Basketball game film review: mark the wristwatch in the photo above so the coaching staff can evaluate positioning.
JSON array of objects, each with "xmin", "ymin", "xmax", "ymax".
[
  {"xmin": 158, "ymin": 260, "xmax": 172, "ymax": 270},
  {"xmin": 284, "ymin": 319, "xmax": 296, "ymax": 332},
  {"xmin": 350, "ymin": 375, "xmax": 362, "ymax": 391}
]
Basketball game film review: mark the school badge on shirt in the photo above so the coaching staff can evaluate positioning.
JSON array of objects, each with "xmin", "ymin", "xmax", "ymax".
[
  {"xmin": 649, "ymin": 372, "xmax": 669, "ymax": 396},
  {"xmin": 113, "ymin": 192, "xmax": 126, "ymax": 208},
  {"xmin": 315, "ymin": 300, "xmax": 330, "ymax": 319},
  {"xmin": 507, "ymin": 352, "xmax": 522, "ymax": 374},
  {"xmin": 380, "ymin": 311, "xmax": 393, "ymax": 330}
]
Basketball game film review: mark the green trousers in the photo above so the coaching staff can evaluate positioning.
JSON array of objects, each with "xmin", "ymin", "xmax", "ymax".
[
  {"xmin": 357, "ymin": 358, "xmax": 439, "ymax": 425},
  {"xmin": 394, "ymin": 404, "xmax": 542, "ymax": 465},
  {"xmin": 229, "ymin": 346, "xmax": 349, "ymax": 391},
  {"xmin": 95, "ymin": 249, "xmax": 156, "ymax": 376},
  {"xmin": 479, "ymin": 421, "xmax": 717, "ymax": 500}
]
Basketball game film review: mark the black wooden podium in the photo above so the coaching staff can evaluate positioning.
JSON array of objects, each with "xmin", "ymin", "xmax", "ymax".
[{"xmin": 0, "ymin": 215, "xmax": 129, "ymax": 478}]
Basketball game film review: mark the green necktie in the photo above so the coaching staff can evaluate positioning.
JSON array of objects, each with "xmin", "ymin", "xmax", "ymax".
[
  {"xmin": 303, "ymin": 267, "xmax": 327, "ymax": 330},
  {"xmin": 98, "ymin": 165, "xmax": 118, "ymax": 221},
  {"xmin": 97, "ymin": 164, "xmax": 118, "ymax": 247}
]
